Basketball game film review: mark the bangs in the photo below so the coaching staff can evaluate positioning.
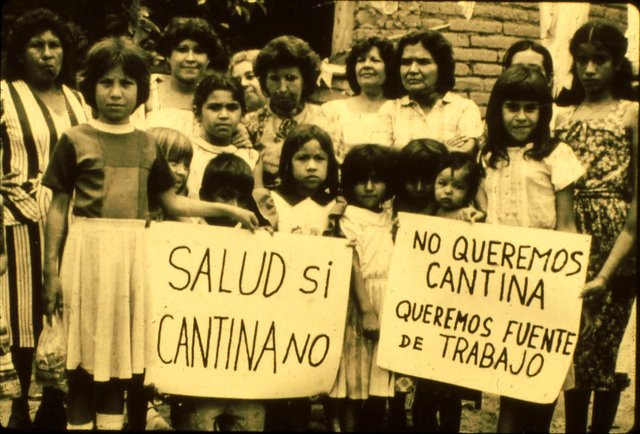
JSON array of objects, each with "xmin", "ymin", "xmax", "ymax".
[{"xmin": 499, "ymin": 75, "xmax": 551, "ymax": 105}]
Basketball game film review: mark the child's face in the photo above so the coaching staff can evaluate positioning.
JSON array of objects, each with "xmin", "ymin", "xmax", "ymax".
[
  {"xmin": 404, "ymin": 176, "xmax": 434, "ymax": 208},
  {"xmin": 199, "ymin": 90, "xmax": 242, "ymax": 145},
  {"xmin": 353, "ymin": 176, "xmax": 386, "ymax": 211},
  {"xmin": 434, "ymin": 167, "xmax": 469, "ymax": 211},
  {"xmin": 170, "ymin": 39, "xmax": 209, "ymax": 84},
  {"xmin": 502, "ymin": 100, "xmax": 539, "ymax": 144},
  {"xmin": 168, "ymin": 158, "xmax": 190, "ymax": 195},
  {"xmin": 203, "ymin": 186, "xmax": 249, "ymax": 226},
  {"xmin": 574, "ymin": 43, "xmax": 615, "ymax": 96},
  {"xmin": 291, "ymin": 139, "xmax": 328, "ymax": 196},
  {"xmin": 95, "ymin": 65, "xmax": 138, "ymax": 125}
]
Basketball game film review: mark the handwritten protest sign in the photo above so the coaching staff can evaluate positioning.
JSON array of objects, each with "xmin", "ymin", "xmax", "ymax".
[
  {"xmin": 144, "ymin": 222, "xmax": 352, "ymax": 399},
  {"xmin": 378, "ymin": 213, "xmax": 591, "ymax": 403}
]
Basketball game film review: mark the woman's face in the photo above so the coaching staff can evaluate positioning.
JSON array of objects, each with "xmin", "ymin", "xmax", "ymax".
[
  {"xmin": 231, "ymin": 60, "xmax": 266, "ymax": 112},
  {"xmin": 169, "ymin": 39, "xmax": 209, "ymax": 84},
  {"xmin": 400, "ymin": 42, "xmax": 438, "ymax": 98},
  {"xmin": 574, "ymin": 42, "xmax": 615, "ymax": 97},
  {"xmin": 266, "ymin": 66, "xmax": 304, "ymax": 114},
  {"xmin": 23, "ymin": 30, "xmax": 63, "ymax": 87},
  {"xmin": 355, "ymin": 46, "xmax": 386, "ymax": 90}
]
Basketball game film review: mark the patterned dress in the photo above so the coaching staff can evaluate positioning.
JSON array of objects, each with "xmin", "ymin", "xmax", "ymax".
[{"xmin": 555, "ymin": 99, "xmax": 637, "ymax": 390}]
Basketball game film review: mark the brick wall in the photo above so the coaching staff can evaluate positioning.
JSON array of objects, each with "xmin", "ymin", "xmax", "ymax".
[{"xmin": 349, "ymin": 1, "xmax": 629, "ymax": 115}]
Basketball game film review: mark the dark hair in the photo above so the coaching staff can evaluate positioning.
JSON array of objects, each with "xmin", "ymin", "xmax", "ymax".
[
  {"xmin": 397, "ymin": 138, "xmax": 447, "ymax": 185},
  {"xmin": 79, "ymin": 36, "xmax": 150, "ymax": 110},
  {"xmin": 158, "ymin": 17, "xmax": 228, "ymax": 71},
  {"xmin": 482, "ymin": 64, "xmax": 556, "ymax": 169},
  {"xmin": 557, "ymin": 20, "xmax": 634, "ymax": 105},
  {"xmin": 278, "ymin": 124, "xmax": 339, "ymax": 197},
  {"xmin": 193, "ymin": 72, "xmax": 246, "ymax": 116},
  {"xmin": 4, "ymin": 8, "xmax": 76, "ymax": 86},
  {"xmin": 341, "ymin": 144, "xmax": 396, "ymax": 205},
  {"xmin": 199, "ymin": 153, "xmax": 254, "ymax": 201},
  {"xmin": 436, "ymin": 152, "xmax": 483, "ymax": 205},
  {"xmin": 502, "ymin": 40, "xmax": 554, "ymax": 79},
  {"xmin": 147, "ymin": 127, "xmax": 193, "ymax": 166},
  {"xmin": 396, "ymin": 30, "xmax": 455, "ymax": 95},
  {"xmin": 254, "ymin": 35, "xmax": 321, "ymax": 100},
  {"xmin": 345, "ymin": 37, "xmax": 399, "ymax": 99}
]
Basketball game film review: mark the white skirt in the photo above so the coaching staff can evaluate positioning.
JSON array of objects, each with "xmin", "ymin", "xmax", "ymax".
[{"xmin": 61, "ymin": 218, "xmax": 147, "ymax": 381}]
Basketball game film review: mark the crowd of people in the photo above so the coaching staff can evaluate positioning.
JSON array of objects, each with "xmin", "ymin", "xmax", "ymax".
[{"xmin": 0, "ymin": 7, "xmax": 637, "ymax": 433}]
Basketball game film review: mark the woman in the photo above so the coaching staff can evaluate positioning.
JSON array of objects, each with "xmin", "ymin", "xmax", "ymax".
[
  {"xmin": 554, "ymin": 20, "xmax": 637, "ymax": 434},
  {"xmin": 229, "ymin": 49, "xmax": 267, "ymax": 113},
  {"xmin": 0, "ymin": 8, "xmax": 88, "ymax": 429},
  {"xmin": 381, "ymin": 30, "xmax": 482, "ymax": 153},
  {"xmin": 138, "ymin": 17, "xmax": 226, "ymax": 136},
  {"xmin": 244, "ymin": 35, "xmax": 325, "ymax": 189},
  {"xmin": 320, "ymin": 37, "xmax": 397, "ymax": 163}
]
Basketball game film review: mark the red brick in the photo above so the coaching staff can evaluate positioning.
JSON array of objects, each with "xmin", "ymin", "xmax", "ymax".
[
  {"xmin": 449, "ymin": 18, "xmax": 502, "ymax": 34},
  {"xmin": 473, "ymin": 63, "xmax": 503, "ymax": 77},
  {"xmin": 503, "ymin": 23, "xmax": 540, "ymax": 39},
  {"xmin": 455, "ymin": 77, "xmax": 485, "ymax": 92},
  {"xmin": 512, "ymin": 2, "xmax": 539, "ymax": 10},
  {"xmin": 590, "ymin": 4, "xmax": 606, "ymax": 17},
  {"xmin": 422, "ymin": 1, "xmax": 461, "ymax": 17},
  {"xmin": 471, "ymin": 35, "xmax": 521, "ymax": 50},
  {"xmin": 469, "ymin": 91, "xmax": 491, "ymax": 106},
  {"xmin": 455, "ymin": 47, "xmax": 498, "ymax": 63},
  {"xmin": 455, "ymin": 62, "xmax": 472, "ymax": 76},
  {"xmin": 423, "ymin": 18, "xmax": 448, "ymax": 31},
  {"xmin": 479, "ymin": 106, "xmax": 487, "ymax": 118},
  {"xmin": 528, "ymin": 10, "xmax": 540, "ymax": 23},
  {"xmin": 483, "ymin": 77, "xmax": 498, "ymax": 92},
  {"xmin": 474, "ymin": 4, "xmax": 529, "ymax": 21},
  {"xmin": 441, "ymin": 32, "xmax": 469, "ymax": 47}
]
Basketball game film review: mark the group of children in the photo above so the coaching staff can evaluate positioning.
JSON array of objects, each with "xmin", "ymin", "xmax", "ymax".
[{"xmin": 1, "ymin": 15, "xmax": 635, "ymax": 433}]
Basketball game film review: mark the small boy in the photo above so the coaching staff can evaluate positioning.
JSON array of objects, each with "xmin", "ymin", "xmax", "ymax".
[
  {"xmin": 187, "ymin": 73, "xmax": 259, "ymax": 199},
  {"xmin": 169, "ymin": 153, "xmax": 266, "ymax": 431}
]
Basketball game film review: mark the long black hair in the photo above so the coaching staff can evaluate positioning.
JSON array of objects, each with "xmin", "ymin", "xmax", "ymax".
[{"xmin": 341, "ymin": 144, "xmax": 396, "ymax": 205}]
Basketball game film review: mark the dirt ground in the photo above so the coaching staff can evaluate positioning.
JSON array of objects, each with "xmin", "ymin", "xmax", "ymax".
[{"xmin": 1, "ymin": 302, "xmax": 636, "ymax": 432}]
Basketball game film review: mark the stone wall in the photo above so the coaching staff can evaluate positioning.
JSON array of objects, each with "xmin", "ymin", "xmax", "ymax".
[{"xmin": 348, "ymin": 1, "xmax": 629, "ymax": 115}]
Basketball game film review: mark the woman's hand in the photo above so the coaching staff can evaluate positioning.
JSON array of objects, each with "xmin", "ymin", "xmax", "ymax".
[
  {"xmin": 362, "ymin": 311, "xmax": 380, "ymax": 342},
  {"xmin": 581, "ymin": 276, "xmax": 608, "ymax": 300},
  {"xmin": 445, "ymin": 135, "xmax": 476, "ymax": 153},
  {"xmin": 43, "ymin": 272, "xmax": 63, "ymax": 324}
]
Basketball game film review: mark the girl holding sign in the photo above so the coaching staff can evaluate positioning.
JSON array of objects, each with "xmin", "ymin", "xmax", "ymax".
[
  {"xmin": 41, "ymin": 36, "xmax": 258, "ymax": 430},
  {"xmin": 478, "ymin": 64, "xmax": 586, "ymax": 433},
  {"xmin": 261, "ymin": 123, "xmax": 341, "ymax": 431},
  {"xmin": 325, "ymin": 144, "xmax": 396, "ymax": 431},
  {"xmin": 554, "ymin": 20, "xmax": 637, "ymax": 434}
]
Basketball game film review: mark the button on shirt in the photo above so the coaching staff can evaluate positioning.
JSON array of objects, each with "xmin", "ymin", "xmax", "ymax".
[{"xmin": 381, "ymin": 92, "xmax": 483, "ymax": 150}]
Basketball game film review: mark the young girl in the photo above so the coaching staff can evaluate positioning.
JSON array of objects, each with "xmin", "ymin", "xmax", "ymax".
[
  {"xmin": 41, "ymin": 36, "xmax": 257, "ymax": 431},
  {"xmin": 433, "ymin": 152, "xmax": 483, "ymax": 220},
  {"xmin": 390, "ymin": 138, "xmax": 447, "ymax": 432},
  {"xmin": 262, "ymin": 123, "xmax": 340, "ymax": 432},
  {"xmin": 478, "ymin": 64, "xmax": 585, "ymax": 433},
  {"xmin": 554, "ymin": 20, "xmax": 638, "ymax": 434},
  {"xmin": 326, "ymin": 144, "xmax": 396, "ymax": 431}
]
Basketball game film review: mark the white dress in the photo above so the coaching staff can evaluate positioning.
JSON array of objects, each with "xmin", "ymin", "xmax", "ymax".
[
  {"xmin": 330, "ymin": 205, "xmax": 395, "ymax": 398},
  {"xmin": 270, "ymin": 191, "xmax": 336, "ymax": 236},
  {"xmin": 320, "ymin": 99, "xmax": 392, "ymax": 163}
]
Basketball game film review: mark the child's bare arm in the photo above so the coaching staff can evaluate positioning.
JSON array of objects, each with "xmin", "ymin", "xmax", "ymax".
[
  {"xmin": 157, "ymin": 189, "xmax": 258, "ymax": 231},
  {"xmin": 43, "ymin": 191, "xmax": 71, "ymax": 319},
  {"xmin": 555, "ymin": 187, "xmax": 577, "ymax": 233},
  {"xmin": 351, "ymin": 249, "xmax": 379, "ymax": 340}
]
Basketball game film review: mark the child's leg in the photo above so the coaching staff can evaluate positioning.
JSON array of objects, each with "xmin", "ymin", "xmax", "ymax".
[
  {"xmin": 125, "ymin": 372, "xmax": 147, "ymax": 431},
  {"xmin": 8, "ymin": 347, "xmax": 33, "ymax": 428},
  {"xmin": 95, "ymin": 379, "xmax": 126, "ymax": 430},
  {"xmin": 323, "ymin": 397, "xmax": 342, "ymax": 432},
  {"xmin": 340, "ymin": 399, "xmax": 361, "ymax": 432},
  {"xmin": 564, "ymin": 389, "xmax": 591, "ymax": 433},
  {"xmin": 590, "ymin": 390, "xmax": 621, "ymax": 433},
  {"xmin": 287, "ymin": 397, "xmax": 311, "ymax": 431},
  {"xmin": 388, "ymin": 392, "xmax": 407, "ymax": 432},
  {"xmin": 66, "ymin": 368, "xmax": 95, "ymax": 428},
  {"xmin": 498, "ymin": 396, "xmax": 557, "ymax": 433},
  {"xmin": 361, "ymin": 396, "xmax": 386, "ymax": 432},
  {"xmin": 223, "ymin": 399, "xmax": 266, "ymax": 431},
  {"xmin": 439, "ymin": 385, "xmax": 462, "ymax": 433},
  {"xmin": 497, "ymin": 396, "xmax": 522, "ymax": 433},
  {"xmin": 411, "ymin": 379, "xmax": 439, "ymax": 432}
]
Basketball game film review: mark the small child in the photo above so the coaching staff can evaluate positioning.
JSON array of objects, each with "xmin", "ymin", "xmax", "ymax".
[
  {"xmin": 326, "ymin": 144, "xmax": 396, "ymax": 432},
  {"xmin": 41, "ymin": 36, "xmax": 258, "ymax": 430},
  {"xmin": 433, "ymin": 152, "xmax": 483, "ymax": 220},
  {"xmin": 186, "ymin": 73, "xmax": 259, "ymax": 199},
  {"xmin": 169, "ymin": 153, "xmax": 266, "ymax": 431}
]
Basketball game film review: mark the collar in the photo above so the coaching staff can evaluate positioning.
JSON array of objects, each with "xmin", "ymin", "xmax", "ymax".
[
  {"xmin": 400, "ymin": 92, "xmax": 452, "ymax": 108},
  {"xmin": 89, "ymin": 118, "xmax": 135, "ymax": 134},
  {"xmin": 193, "ymin": 136, "xmax": 239, "ymax": 154},
  {"xmin": 268, "ymin": 101, "xmax": 304, "ymax": 119},
  {"xmin": 276, "ymin": 187, "xmax": 335, "ymax": 206}
]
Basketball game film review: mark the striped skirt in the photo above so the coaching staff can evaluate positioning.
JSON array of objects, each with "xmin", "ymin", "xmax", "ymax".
[
  {"xmin": 0, "ymin": 221, "xmax": 45, "ymax": 348},
  {"xmin": 61, "ymin": 218, "xmax": 147, "ymax": 382}
]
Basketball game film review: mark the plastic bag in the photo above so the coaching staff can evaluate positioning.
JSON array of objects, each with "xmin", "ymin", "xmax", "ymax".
[
  {"xmin": 34, "ymin": 315, "xmax": 67, "ymax": 393},
  {"xmin": 0, "ymin": 315, "xmax": 21, "ymax": 398}
]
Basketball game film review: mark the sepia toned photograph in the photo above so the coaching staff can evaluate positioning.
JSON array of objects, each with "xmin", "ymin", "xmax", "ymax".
[{"xmin": 0, "ymin": 1, "xmax": 637, "ymax": 431}]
